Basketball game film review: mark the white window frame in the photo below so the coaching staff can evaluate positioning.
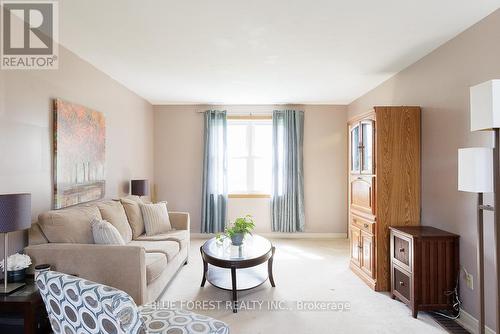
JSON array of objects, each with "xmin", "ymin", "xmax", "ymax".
[{"xmin": 227, "ymin": 116, "xmax": 272, "ymax": 198}]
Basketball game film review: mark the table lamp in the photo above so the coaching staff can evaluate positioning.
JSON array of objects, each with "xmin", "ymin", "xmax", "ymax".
[
  {"xmin": 131, "ymin": 179, "xmax": 149, "ymax": 198},
  {"xmin": 0, "ymin": 193, "xmax": 31, "ymax": 295},
  {"xmin": 458, "ymin": 147, "xmax": 493, "ymax": 334}
]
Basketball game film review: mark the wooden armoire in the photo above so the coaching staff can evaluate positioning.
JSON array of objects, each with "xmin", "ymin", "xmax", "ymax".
[{"xmin": 348, "ymin": 106, "xmax": 421, "ymax": 291}]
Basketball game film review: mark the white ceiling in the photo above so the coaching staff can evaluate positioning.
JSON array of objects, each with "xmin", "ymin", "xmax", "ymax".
[{"xmin": 59, "ymin": 0, "xmax": 500, "ymax": 105}]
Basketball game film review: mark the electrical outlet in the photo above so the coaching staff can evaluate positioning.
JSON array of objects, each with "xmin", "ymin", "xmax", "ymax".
[{"xmin": 465, "ymin": 272, "xmax": 474, "ymax": 290}]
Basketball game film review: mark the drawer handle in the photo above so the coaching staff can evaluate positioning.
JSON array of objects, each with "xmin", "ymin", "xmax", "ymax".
[
  {"xmin": 399, "ymin": 248, "xmax": 405, "ymax": 253},
  {"xmin": 364, "ymin": 223, "xmax": 369, "ymax": 228},
  {"xmin": 399, "ymin": 281, "xmax": 405, "ymax": 287}
]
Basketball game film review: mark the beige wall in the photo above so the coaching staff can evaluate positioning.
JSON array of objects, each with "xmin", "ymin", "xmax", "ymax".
[
  {"xmin": 348, "ymin": 9, "xmax": 500, "ymax": 329},
  {"xmin": 0, "ymin": 46, "xmax": 154, "ymax": 259},
  {"xmin": 153, "ymin": 105, "xmax": 347, "ymax": 234}
]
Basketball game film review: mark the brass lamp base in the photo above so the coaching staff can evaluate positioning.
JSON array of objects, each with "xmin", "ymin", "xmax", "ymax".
[{"xmin": 0, "ymin": 282, "xmax": 26, "ymax": 295}]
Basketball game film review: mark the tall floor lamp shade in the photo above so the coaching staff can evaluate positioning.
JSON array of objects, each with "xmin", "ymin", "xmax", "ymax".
[
  {"xmin": 458, "ymin": 148, "xmax": 493, "ymax": 334},
  {"xmin": 470, "ymin": 79, "xmax": 500, "ymax": 334},
  {"xmin": 0, "ymin": 193, "xmax": 31, "ymax": 295},
  {"xmin": 470, "ymin": 80, "xmax": 500, "ymax": 131}
]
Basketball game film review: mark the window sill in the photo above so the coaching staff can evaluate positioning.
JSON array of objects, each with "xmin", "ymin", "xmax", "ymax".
[{"xmin": 228, "ymin": 194, "xmax": 271, "ymax": 199}]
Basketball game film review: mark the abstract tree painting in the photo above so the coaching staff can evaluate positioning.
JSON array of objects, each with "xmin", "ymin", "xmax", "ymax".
[{"xmin": 53, "ymin": 99, "xmax": 105, "ymax": 209}]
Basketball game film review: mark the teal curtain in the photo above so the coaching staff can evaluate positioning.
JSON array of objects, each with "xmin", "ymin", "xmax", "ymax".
[
  {"xmin": 271, "ymin": 110, "xmax": 305, "ymax": 232},
  {"xmin": 201, "ymin": 110, "xmax": 228, "ymax": 233}
]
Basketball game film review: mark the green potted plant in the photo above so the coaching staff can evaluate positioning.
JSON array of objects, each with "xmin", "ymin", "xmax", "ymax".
[{"xmin": 216, "ymin": 215, "xmax": 256, "ymax": 246}]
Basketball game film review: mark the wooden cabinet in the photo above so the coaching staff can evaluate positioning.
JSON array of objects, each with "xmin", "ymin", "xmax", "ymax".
[
  {"xmin": 390, "ymin": 226, "xmax": 460, "ymax": 318},
  {"xmin": 348, "ymin": 107, "xmax": 421, "ymax": 291}
]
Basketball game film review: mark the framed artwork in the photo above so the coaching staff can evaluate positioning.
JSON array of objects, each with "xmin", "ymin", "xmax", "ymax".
[{"xmin": 53, "ymin": 99, "xmax": 106, "ymax": 209}]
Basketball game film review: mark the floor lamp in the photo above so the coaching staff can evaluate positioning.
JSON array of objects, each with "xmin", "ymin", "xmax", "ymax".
[
  {"xmin": 458, "ymin": 148, "xmax": 493, "ymax": 334},
  {"xmin": 470, "ymin": 80, "xmax": 500, "ymax": 334}
]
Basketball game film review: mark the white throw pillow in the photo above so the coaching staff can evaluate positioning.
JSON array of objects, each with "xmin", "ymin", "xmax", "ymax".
[
  {"xmin": 91, "ymin": 219, "xmax": 125, "ymax": 245},
  {"xmin": 140, "ymin": 202, "xmax": 172, "ymax": 236}
]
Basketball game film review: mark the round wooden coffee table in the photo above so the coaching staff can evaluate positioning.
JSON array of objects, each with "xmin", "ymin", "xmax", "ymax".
[{"xmin": 200, "ymin": 235, "xmax": 276, "ymax": 313}]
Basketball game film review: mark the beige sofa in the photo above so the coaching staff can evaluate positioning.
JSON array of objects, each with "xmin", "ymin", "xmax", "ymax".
[{"xmin": 25, "ymin": 198, "xmax": 190, "ymax": 305}]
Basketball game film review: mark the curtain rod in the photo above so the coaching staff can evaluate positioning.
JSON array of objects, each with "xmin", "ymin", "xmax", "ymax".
[{"xmin": 195, "ymin": 111, "xmax": 272, "ymax": 115}]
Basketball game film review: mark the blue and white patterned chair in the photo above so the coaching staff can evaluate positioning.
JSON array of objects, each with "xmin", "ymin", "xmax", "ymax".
[{"xmin": 36, "ymin": 271, "xmax": 230, "ymax": 334}]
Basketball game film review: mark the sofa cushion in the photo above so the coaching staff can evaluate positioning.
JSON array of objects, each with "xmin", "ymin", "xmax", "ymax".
[
  {"xmin": 38, "ymin": 205, "xmax": 102, "ymax": 243},
  {"xmin": 97, "ymin": 201, "xmax": 132, "ymax": 243},
  {"xmin": 135, "ymin": 230, "xmax": 189, "ymax": 249},
  {"xmin": 91, "ymin": 219, "xmax": 125, "ymax": 245},
  {"xmin": 120, "ymin": 197, "xmax": 145, "ymax": 239},
  {"xmin": 145, "ymin": 252, "xmax": 168, "ymax": 284},
  {"xmin": 127, "ymin": 240, "xmax": 180, "ymax": 262},
  {"xmin": 140, "ymin": 202, "xmax": 172, "ymax": 236},
  {"xmin": 28, "ymin": 223, "xmax": 49, "ymax": 245}
]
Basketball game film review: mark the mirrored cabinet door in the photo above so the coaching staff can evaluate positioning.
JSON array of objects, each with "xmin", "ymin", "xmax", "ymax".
[
  {"xmin": 361, "ymin": 120, "xmax": 374, "ymax": 174},
  {"xmin": 350, "ymin": 124, "xmax": 361, "ymax": 173}
]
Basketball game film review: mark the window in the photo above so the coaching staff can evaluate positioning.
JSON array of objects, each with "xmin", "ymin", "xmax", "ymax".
[{"xmin": 227, "ymin": 117, "xmax": 272, "ymax": 195}]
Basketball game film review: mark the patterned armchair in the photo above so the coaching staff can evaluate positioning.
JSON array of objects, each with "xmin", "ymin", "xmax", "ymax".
[{"xmin": 36, "ymin": 271, "xmax": 230, "ymax": 334}]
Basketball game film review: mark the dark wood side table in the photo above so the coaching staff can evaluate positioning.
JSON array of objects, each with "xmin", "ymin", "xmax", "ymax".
[
  {"xmin": 200, "ymin": 235, "xmax": 276, "ymax": 313},
  {"xmin": 0, "ymin": 278, "xmax": 50, "ymax": 334},
  {"xmin": 389, "ymin": 226, "xmax": 460, "ymax": 318}
]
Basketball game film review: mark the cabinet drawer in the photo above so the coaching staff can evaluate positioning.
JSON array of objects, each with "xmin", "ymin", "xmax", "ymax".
[
  {"xmin": 393, "ymin": 266, "xmax": 411, "ymax": 302},
  {"xmin": 351, "ymin": 215, "xmax": 374, "ymax": 234},
  {"xmin": 392, "ymin": 233, "xmax": 411, "ymax": 270}
]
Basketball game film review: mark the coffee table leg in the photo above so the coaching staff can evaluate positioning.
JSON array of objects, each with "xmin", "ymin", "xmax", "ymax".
[
  {"xmin": 200, "ymin": 247, "xmax": 207, "ymax": 287},
  {"xmin": 231, "ymin": 267, "xmax": 237, "ymax": 313},
  {"xmin": 268, "ymin": 246, "xmax": 276, "ymax": 287}
]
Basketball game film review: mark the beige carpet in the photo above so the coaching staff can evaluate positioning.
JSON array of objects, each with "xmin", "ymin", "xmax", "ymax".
[{"xmin": 160, "ymin": 238, "xmax": 447, "ymax": 334}]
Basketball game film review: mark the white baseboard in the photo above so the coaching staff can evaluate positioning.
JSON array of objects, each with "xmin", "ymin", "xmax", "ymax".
[
  {"xmin": 260, "ymin": 232, "xmax": 347, "ymax": 239},
  {"xmin": 190, "ymin": 232, "xmax": 347, "ymax": 239},
  {"xmin": 456, "ymin": 309, "xmax": 496, "ymax": 334}
]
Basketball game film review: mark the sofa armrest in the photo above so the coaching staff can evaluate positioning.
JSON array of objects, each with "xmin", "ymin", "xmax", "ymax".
[
  {"xmin": 25, "ymin": 243, "xmax": 147, "ymax": 305},
  {"xmin": 169, "ymin": 211, "xmax": 190, "ymax": 231}
]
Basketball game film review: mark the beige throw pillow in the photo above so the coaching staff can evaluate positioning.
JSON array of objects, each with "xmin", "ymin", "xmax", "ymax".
[
  {"xmin": 91, "ymin": 219, "xmax": 125, "ymax": 245},
  {"xmin": 140, "ymin": 202, "xmax": 172, "ymax": 236},
  {"xmin": 123, "ymin": 195, "xmax": 144, "ymax": 203},
  {"xmin": 120, "ymin": 197, "xmax": 145, "ymax": 239},
  {"xmin": 97, "ymin": 201, "xmax": 133, "ymax": 243},
  {"xmin": 38, "ymin": 205, "xmax": 102, "ymax": 244}
]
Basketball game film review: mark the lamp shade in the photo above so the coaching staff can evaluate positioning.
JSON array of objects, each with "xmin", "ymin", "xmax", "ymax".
[
  {"xmin": 131, "ymin": 179, "xmax": 149, "ymax": 196},
  {"xmin": 458, "ymin": 148, "xmax": 493, "ymax": 193},
  {"xmin": 0, "ymin": 193, "xmax": 31, "ymax": 233},
  {"xmin": 470, "ymin": 80, "xmax": 500, "ymax": 131}
]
